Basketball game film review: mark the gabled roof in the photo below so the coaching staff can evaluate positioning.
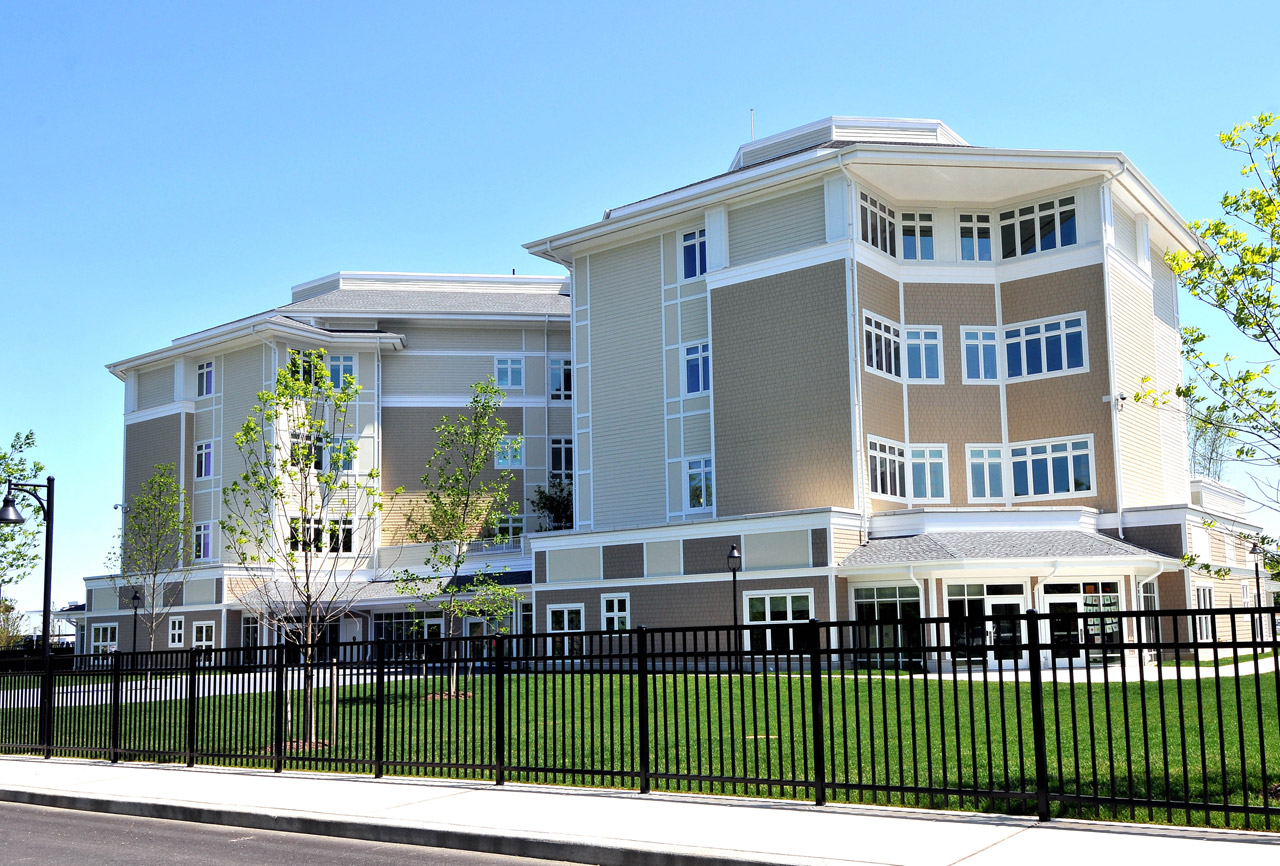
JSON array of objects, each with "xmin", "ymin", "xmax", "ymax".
[{"xmin": 839, "ymin": 530, "xmax": 1165, "ymax": 568}]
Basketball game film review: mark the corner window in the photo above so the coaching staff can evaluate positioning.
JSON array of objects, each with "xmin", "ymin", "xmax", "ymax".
[
  {"xmin": 959, "ymin": 214, "xmax": 992, "ymax": 261},
  {"xmin": 863, "ymin": 313, "xmax": 902, "ymax": 378},
  {"xmin": 868, "ymin": 438, "xmax": 907, "ymax": 499},
  {"xmin": 495, "ymin": 358, "xmax": 523, "ymax": 389},
  {"xmin": 549, "ymin": 358, "xmax": 572, "ymax": 400},
  {"xmin": 745, "ymin": 591, "xmax": 813, "ymax": 652},
  {"xmin": 967, "ymin": 446, "xmax": 1005, "ymax": 502},
  {"xmin": 168, "ymin": 617, "xmax": 185, "ymax": 648},
  {"xmin": 1010, "ymin": 437, "xmax": 1093, "ymax": 500},
  {"xmin": 687, "ymin": 457, "xmax": 714, "ymax": 511},
  {"xmin": 194, "ymin": 523, "xmax": 213, "ymax": 561},
  {"xmin": 682, "ymin": 228, "xmax": 707, "ymax": 280},
  {"xmin": 684, "ymin": 343, "xmax": 711, "ymax": 395},
  {"xmin": 910, "ymin": 445, "xmax": 947, "ymax": 501},
  {"xmin": 328, "ymin": 355, "xmax": 354, "ymax": 387},
  {"xmin": 999, "ymin": 196, "xmax": 1077, "ymax": 259},
  {"xmin": 195, "ymin": 441, "xmax": 213, "ymax": 479},
  {"xmin": 859, "ymin": 193, "xmax": 896, "ymax": 256},
  {"xmin": 1004, "ymin": 313, "xmax": 1086, "ymax": 380},
  {"xmin": 962, "ymin": 329, "xmax": 999, "ymax": 382},
  {"xmin": 602, "ymin": 594, "xmax": 630, "ymax": 631},
  {"xmin": 901, "ymin": 213, "xmax": 934, "ymax": 260},
  {"xmin": 904, "ymin": 328, "xmax": 941, "ymax": 382},
  {"xmin": 196, "ymin": 361, "xmax": 214, "ymax": 397},
  {"xmin": 496, "ymin": 436, "xmax": 524, "ymax": 468}
]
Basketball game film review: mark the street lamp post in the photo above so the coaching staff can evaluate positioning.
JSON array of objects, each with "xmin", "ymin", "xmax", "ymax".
[
  {"xmin": 131, "ymin": 590, "xmax": 141, "ymax": 656},
  {"xmin": 727, "ymin": 545, "xmax": 742, "ymax": 672},
  {"xmin": 0, "ymin": 476, "xmax": 56, "ymax": 758}
]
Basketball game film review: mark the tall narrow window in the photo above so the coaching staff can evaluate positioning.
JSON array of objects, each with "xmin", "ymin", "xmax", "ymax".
[
  {"xmin": 868, "ymin": 438, "xmax": 907, "ymax": 499},
  {"xmin": 901, "ymin": 213, "xmax": 934, "ymax": 260},
  {"xmin": 495, "ymin": 358, "xmax": 523, "ymax": 389},
  {"xmin": 959, "ymin": 214, "xmax": 992, "ymax": 261},
  {"xmin": 910, "ymin": 446, "xmax": 947, "ymax": 500},
  {"xmin": 684, "ymin": 343, "xmax": 711, "ymax": 395},
  {"xmin": 682, "ymin": 228, "xmax": 707, "ymax": 279},
  {"xmin": 967, "ymin": 447, "xmax": 1005, "ymax": 501},
  {"xmin": 194, "ymin": 523, "xmax": 213, "ymax": 561},
  {"xmin": 328, "ymin": 355, "xmax": 354, "ymax": 387},
  {"xmin": 863, "ymin": 314, "xmax": 902, "ymax": 378},
  {"xmin": 549, "ymin": 358, "xmax": 572, "ymax": 400},
  {"xmin": 196, "ymin": 361, "xmax": 214, "ymax": 397},
  {"xmin": 169, "ymin": 617, "xmax": 185, "ymax": 648},
  {"xmin": 687, "ymin": 457, "xmax": 713, "ymax": 511},
  {"xmin": 905, "ymin": 328, "xmax": 941, "ymax": 381},
  {"xmin": 495, "ymin": 436, "xmax": 523, "ymax": 468},
  {"xmin": 549, "ymin": 438, "xmax": 573, "ymax": 484},
  {"xmin": 602, "ymin": 595, "xmax": 630, "ymax": 631},
  {"xmin": 859, "ymin": 193, "xmax": 896, "ymax": 256},
  {"xmin": 962, "ymin": 329, "xmax": 999, "ymax": 382},
  {"xmin": 195, "ymin": 441, "xmax": 213, "ymax": 479}
]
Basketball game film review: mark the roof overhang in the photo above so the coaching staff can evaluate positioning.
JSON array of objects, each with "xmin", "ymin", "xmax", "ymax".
[{"xmin": 838, "ymin": 555, "xmax": 1178, "ymax": 579}]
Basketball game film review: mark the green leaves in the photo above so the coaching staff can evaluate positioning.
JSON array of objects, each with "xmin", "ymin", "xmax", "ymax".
[{"xmin": 0, "ymin": 430, "xmax": 45, "ymax": 591}]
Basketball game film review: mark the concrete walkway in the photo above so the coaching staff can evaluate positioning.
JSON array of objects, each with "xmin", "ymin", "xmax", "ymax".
[{"xmin": 0, "ymin": 757, "xmax": 1277, "ymax": 865}]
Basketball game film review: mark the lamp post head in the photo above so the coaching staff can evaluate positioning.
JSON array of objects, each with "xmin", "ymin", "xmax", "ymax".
[
  {"xmin": 727, "ymin": 544, "xmax": 742, "ymax": 574},
  {"xmin": 0, "ymin": 491, "xmax": 25, "ymax": 526},
  {"xmin": 131, "ymin": 591, "xmax": 141, "ymax": 610},
  {"xmin": 1253, "ymin": 542, "xmax": 1263, "ymax": 558}
]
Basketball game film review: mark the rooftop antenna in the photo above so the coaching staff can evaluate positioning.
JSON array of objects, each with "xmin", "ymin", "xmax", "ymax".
[{"xmin": 750, "ymin": 108, "xmax": 755, "ymax": 141}]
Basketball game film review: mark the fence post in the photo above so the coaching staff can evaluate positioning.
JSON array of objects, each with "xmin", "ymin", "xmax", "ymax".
[
  {"xmin": 808, "ymin": 618, "xmax": 827, "ymax": 806},
  {"xmin": 374, "ymin": 637, "xmax": 386, "ymax": 779},
  {"xmin": 185, "ymin": 648, "xmax": 198, "ymax": 768},
  {"xmin": 109, "ymin": 650, "xmax": 123, "ymax": 764},
  {"xmin": 40, "ymin": 650, "xmax": 53, "ymax": 759},
  {"xmin": 637, "ymin": 626, "xmax": 650, "ymax": 795},
  {"xmin": 1025, "ymin": 608, "xmax": 1051, "ymax": 822},
  {"xmin": 494, "ymin": 633, "xmax": 506, "ymax": 786},
  {"xmin": 273, "ymin": 643, "xmax": 286, "ymax": 774}
]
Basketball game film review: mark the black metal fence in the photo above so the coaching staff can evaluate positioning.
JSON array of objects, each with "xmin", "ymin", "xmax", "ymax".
[{"xmin": 0, "ymin": 605, "xmax": 1277, "ymax": 828}]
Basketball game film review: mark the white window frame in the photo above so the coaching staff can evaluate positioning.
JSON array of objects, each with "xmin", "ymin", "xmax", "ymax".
[
  {"xmin": 683, "ymin": 341, "xmax": 711, "ymax": 396},
  {"xmin": 196, "ymin": 360, "xmax": 214, "ymax": 397},
  {"xmin": 195, "ymin": 440, "xmax": 213, "ymax": 479},
  {"xmin": 681, "ymin": 227, "xmax": 707, "ymax": 281},
  {"xmin": 867, "ymin": 437, "xmax": 907, "ymax": 501},
  {"xmin": 602, "ymin": 594, "xmax": 630, "ymax": 631},
  {"xmin": 547, "ymin": 603, "xmax": 585, "ymax": 657},
  {"xmin": 900, "ymin": 212, "xmax": 934, "ymax": 261},
  {"xmin": 193, "ymin": 621, "xmax": 215, "ymax": 650},
  {"xmin": 904, "ymin": 326, "xmax": 943, "ymax": 383},
  {"xmin": 1195, "ymin": 585, "xmax": 1216, "ymax": 642},
  {"xmin": 495, "ymin": 436, "xmax": 524, "ymax": 468},
  {"xmin": 863, "ymin": 312, "xmax": 902, "ymax": 380},
  {"xmin": 495, "ymin": 358, "xmax": 524, "ymax": 389},
  {"xmin": 966, "ymin": 444, "xmax": 1006, "ymax": 503},
  {"xmin": 549, "ymin": 357, "xmax": 572, "ymax": 401},
  {"xmin": 168, "ymin": 616, "xmax": 185, "ymax": 648},
  {"xmin": 1003, "ymin": 312, "xmax": 1088, "ymax": 382},
  {"xmin": 686, "ymin": 456, "xmax": 714, "ymax": 513},
  {"xmin": 961, "ymin": 328, "xmax": 1000, "ymax": 383},
  {"xmin": 958, "ymin": 213, "xmax": 993, "ymax": 262},
  {"xmin": 549, "ymin": 437, "xmax": 573, "ymax": 485},
  {"xmin": 743, "ymin": 589, "xmax": 815, "ymax": 652},
  {"xmin": 998, "ymin": 194, "xmax": 1078, "ymax": 260},
  {"xmin": 909, "ymin": 444, "xmax": 948, "ymax": 502},
  {"xmin": 91, "ymin": 623, "xmax": 119, "ymax": 655},
  {"xmin": 194, "ymin": 522, "xmax": 213, "ymax": 561},
  {"xmin": 1009, "ymin": 434, "xmax": 1095, "ymax": 501},
  {"xmin": 327, "ymin": 354, "xmax": 355, "ymax": 387},
  {"xmin": 859, "ymin": 192, "xmax": 896, "ymax": 256}
]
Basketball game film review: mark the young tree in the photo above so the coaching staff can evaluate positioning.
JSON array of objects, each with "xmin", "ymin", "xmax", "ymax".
[
  {"xmin": 530, "ymin": 476, "xmax": 573, "ymax": 531},
  {"xmin": 0, "ymin": 431, "xmax": 44, "ymax": 596},
  {"xmin": 1187, "ymin": 405, "xmax": 1232, "ymax": 480},
  {"xmin": 396, "ymin": 378, "xmax": 521, "ymax": 695},
  {"xmin": 104, "ymin": 462, "xmax": 194, "ymax": 652},
  {"xmin": 221, "ymin": 348, "xmax": 384, "ymax": 745},
  {"xmin": 0, "ymin": 598, "xmax": 28, "ymax": 649}
]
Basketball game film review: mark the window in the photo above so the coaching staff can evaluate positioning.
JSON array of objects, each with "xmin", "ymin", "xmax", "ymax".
[
  {"xmin": 910, "ymin": 446, "xmax": 947, "ymax": 501},
  {"xmin": 289, "ymin": 517, "xmax": 353, "ymax": 553},
  {"xmin": 853, "ymin": 586, "xmax": 923, "ymax": 668},
  {"xmin": 195, "ymin": 441, "xmax": 213, "ymax": 479},
  {"xmin": 547, "ymin": 604, "xmax": 584, "ymax": 657},
  {"xmin": 1004, "ymin": 314, "xmax": 1086, "ymax": 379},
  {"xmin": 904, "ymin": 328, "xmax": 941, "ymax": 382},
  {"xmin": 901, "ymin": 213, "xmax": 934, "ymax": 260},
  {"xmin": 193, "ymin": 622, "xmax": 215, "ymax": 650},
  {"xmin": 745, "ymin": 591, "xmax": 812, "ymax": 652},
  {"xmin": 999, "ymin": 195, "xmax": 1077, "ymax": 259},
  {"xmin": 682, "ymin": 228, "xmax": 707, "ymax": 280},
  {"xmin": 290, "ymin": 431, "xmax": 323, "ymax": 471},
  {"xmin": 496, "ymin": 436, "xmax": 523, "ymax": 468},
  {"xmin": 549, "ymin": 358, "xmax": 572, "ymax": 400},
  {"xmin": 962, "ymin": 329, "xmax": 999, "ymax": 382},
  {"xmin": 196, "ymin": 361, "xmax": 214, "ymax": 397},
  {"xmin": 498, "ymin": 513, "xmax": 524, "ymax": 541},
  {"xmin": 1010, "ymin": 437, "xmax": 1093, "ymax": 499},
  {"xmin": 373, "ymin": 611, "xmax": 443, "ymax": 642},
  {"xmin": 602, "ymin": 594, "xmax": 630, "ymax": 631},
  {"xmin": 328, "ymin": 355, "xmax": 354, "ymax": 387},
  {"xmin": 1139, "ymin": 581, "xmax": 1160, "ymax": 646},
  {"xmin": 90, "ymin": 624, "xmax": 118, "ymax": 655},
  {"xmin": 286, "ymin": 348, "xmax": 318, "ymax": 384},
  {"xmin": 687, "ymin": 457, "xmax": 713, "ymax": 511},
  {"xmin": 550, "ymin": 438, "xmax": 573, "ymax": 484},
  {"xmin": 868, "ymin": 438, "xmax": 906, "ymax": 499},
  {"xmin": 194, "ymin": 523, "xmax": 213, "ymax": 561},
  {"xmin": 863, "ymin": 313, "xmax": 902, "ymax": 378},
  {"xmin": 241, "ymin": 616, "xmax": 259, "ymax": 649},
  {"xmin": 967, "ymin": 446, "xmax": 1005, "ymax": 502},
  {"xmin": 1195, "ymin": 585, "xmax": 1216, "ymax": 641},
  {"xmin": 959, "ymin": 214, "xmax": 992, "ymax": 261},
  {"xmin": 495, "ymin": 358, "xmax": 523, "ymax": 389},
  {"xmin": 859, "ymin": 192, "xmax": 896, "ymax": 256},
  {"xmin": 169, "ymin": 617, "xmax": 185, "ymax": 648},
  {"xmin": 684, "ymin": 343, "xmax": 711, "ymax": 395}
]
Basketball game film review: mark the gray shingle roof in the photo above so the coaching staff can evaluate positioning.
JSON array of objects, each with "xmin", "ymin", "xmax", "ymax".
[
  {"xmin": 839, "ymin": 531, "xmax": 1166, "ymax": 568},
  {"xmin": 280, "ymin": 290, "xmax": 570, "ymax": 317}
]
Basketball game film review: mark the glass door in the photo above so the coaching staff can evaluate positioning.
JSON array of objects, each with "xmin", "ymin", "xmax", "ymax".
[
  {"xmin": 1082, "ymin": 581, "xmax": 1122, "ymax": 663},
  {"xmin": 1047, "ymin": 599, "xmax": 1084, "ymax": 666},
  {"xmin": 946, "ymin": 584, "xmax": 986, "ymax": 666},
  {"xmin": 987, "ymin": 600, "xmax": 1024, "ymax": 667}
]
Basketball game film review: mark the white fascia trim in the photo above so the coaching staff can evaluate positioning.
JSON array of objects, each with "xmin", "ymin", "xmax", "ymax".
[
  {"xmin": 531, "ymin": 507, "xmax": 863, "ymax": 552},
  {"xmin": 707, "ymin": 241, "xmax": 849, "ymax": 290},
  {"xmin": 1110, "ymin": 168, "xmax": 1208, "ymax": 255},
  {"xmin": 300, "ymin": 311, "xmax": 569, "ymax": 325},
  {"xmin": 1096, "ymin": 505, "xmax": 1263, "ymax": 536},
  {"xmin": 537, "ymin": 565, "xmax": 834, "ymax": 594},
  {"xmin": 382, "ymin": 395, "xmax": 561, "ymax": 408},
  {"xmin": 854, "ymin": 240, "xmax": 1104, "ymax": 285},
  {"xmin": 840, "ymin": 555, "xmax": 1175, "ymax": 579},
  {"xmin": 124, "ymin": 401, "xmax": 196, "ymax": 425},
  {"xmin": 292, "ymin": 272, "xmax": 569, "ymax": 294}
]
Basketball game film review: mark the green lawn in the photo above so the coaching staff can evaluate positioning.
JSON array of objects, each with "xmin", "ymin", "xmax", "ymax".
[{"xmin": 1, "ymin": 667, "xmax": 1276, "ymax": 829}]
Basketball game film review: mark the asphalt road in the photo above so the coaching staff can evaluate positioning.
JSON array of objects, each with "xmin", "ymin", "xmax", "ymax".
[{"xmin": 0, "ymin": 802, "xmax": 573, "ymax": 865}]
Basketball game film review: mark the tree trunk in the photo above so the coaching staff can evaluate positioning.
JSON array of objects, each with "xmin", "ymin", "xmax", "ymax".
[{"xmin": 301, "ymin": 614, "xmax": 316, "ymax": 745}]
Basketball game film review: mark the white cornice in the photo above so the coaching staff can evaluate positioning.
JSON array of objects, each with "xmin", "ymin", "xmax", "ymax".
[
  {"xmin": 530, "ymin": 507, "xmax": 862, "ymax": 552},
  {"xmin": 292, "ymin": 272, "xmax": 569, "ymax": 294},
  {"xmin": 124, "ymin": 401, "xmax": 195, "ymax": 425}
]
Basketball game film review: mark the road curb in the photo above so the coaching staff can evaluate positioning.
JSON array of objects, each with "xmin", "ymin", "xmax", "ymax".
[{"xmin": 0, "ymin": 785, "xmax": 788, "ymax": 866}]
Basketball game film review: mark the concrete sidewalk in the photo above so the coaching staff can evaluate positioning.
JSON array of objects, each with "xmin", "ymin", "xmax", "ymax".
[{"xmin": 0, "ymin": 757, "xmax": 1277, "ymax": 865}]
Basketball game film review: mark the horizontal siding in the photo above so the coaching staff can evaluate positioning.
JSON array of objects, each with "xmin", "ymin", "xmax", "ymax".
[
  {"xmin": 727, "ymin": 185, "xmax": 826, "ymax": 266},
  {"xmin": 1113, "ymin": 202, "xmax": 1138, "ymax": 263},
  {"xmin": 394, "ymin": 326, "xmax": 525, "ymax": 352},
  {"xmin": 137, "ymin": 366, "xmax": 174, "ymax": 410},
  {"xmin": 740, "ymin": 128, "xmax": 832, "ymax": 168},
  {"xmin": 382, "ymin": 354, "xmax": 494, "ymax": 395},
  {"xmin": 1111, "ymin": 265, "xmax": 1164, "ymax": 508}
]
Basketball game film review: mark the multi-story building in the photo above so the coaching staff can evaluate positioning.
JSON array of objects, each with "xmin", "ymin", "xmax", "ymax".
[
  {"xmin": 522, "ymin": 116, "xmax": 1276, "ymax": 662},
  {"xmin": 74, "ymin": 272, "xmax": 570, "ymax": 654}
]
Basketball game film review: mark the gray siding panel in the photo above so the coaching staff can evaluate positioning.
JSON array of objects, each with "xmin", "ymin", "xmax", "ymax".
[
  {"xmin": 727, "ymin": 186, "xmax": 827, "ymax": 267},
  {"xmin": 137, "ymin": 366, "xmax": 174, "ymax": 410}
]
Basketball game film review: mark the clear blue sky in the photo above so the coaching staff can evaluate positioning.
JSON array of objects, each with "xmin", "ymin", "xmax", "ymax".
[{"xmin": 2, "ymin": 0, "xmax": 1278, "ymax": 616}]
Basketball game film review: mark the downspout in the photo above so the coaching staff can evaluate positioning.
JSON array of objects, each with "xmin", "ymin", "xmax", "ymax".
[
  {"xmin": 837, "ymin": 155, "xmax": 870, "ymax": 544},
  {"xmin": 1099, "ymin": 174, "xmax": 1127, "ymax": 538}
]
